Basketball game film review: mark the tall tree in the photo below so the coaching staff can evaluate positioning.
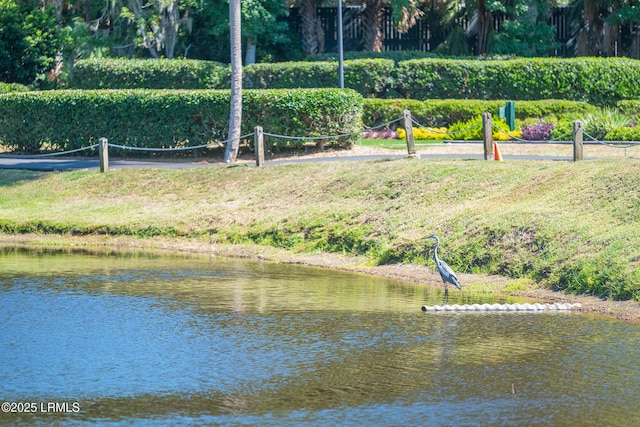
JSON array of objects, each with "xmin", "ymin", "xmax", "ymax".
[
  {"xmin": 361, "ymin": 0, "xmax": 423, "ymax": 52},
  {"xmin": 59, "ymin": 17, "xmax": 94, "ymax": 82},
  {"xmin": 609, "ymin": 0, "xmax": 640, "ymax": 57},
  {"xmin": 225, "ymin": 0, "xmax": 242, "ymax": 163},
  {"xmin": 489, "ymin": 0, "xmax": 559, "ymax": 56},
  {"xmin": 102, "ymin": 0, "xmax": 196, "ymax": 58},
  {"xmin": 298, "ymin": 0, "xmax": 325, "ymax": 55},
  {"xmin": 437, "ymin": 0, "xmax": 560, "ymax": 56},
  {"xmin": 479, "ymin": 0, "xmax": 493, "ymax": 55},
  {"xmin": 0, "ymin": 0, "xmax": 61, "ymax": 85},
  {"xmin": 433, "ymin": 0, "xmax": 471, "ymax": 55},
  {"xmin": 362, "ymin": 0, "xmax": 384, "ymax": 51},
  {"xmin": 186, "ymin": 0, "xmax": 295, "ymax": 63},
  {"xmin": 241, "ymin": 0, "xmax": 290, "ymax": 64},
  {"xmin": 568, "ymin": 0, "xmax": 622, "ymax": 56},
  {"xmin": 435, "ymin": 0, "xmax": 498, "ymax": 55}
]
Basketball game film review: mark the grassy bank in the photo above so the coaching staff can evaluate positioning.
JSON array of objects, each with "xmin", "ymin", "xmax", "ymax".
[{"xmin": 0, "ymin": 158, "xmax": 638, "ymax": 301}]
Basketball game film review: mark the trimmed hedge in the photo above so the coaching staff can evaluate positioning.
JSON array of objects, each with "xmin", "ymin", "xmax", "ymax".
[
  {"xmin": 0, "ymin": 89, "xmax": 363, "ymax": 153},
  {"xmin": 0, "ymin": 82, "xmax": 29, "ymax": 93},
  {"xmin": 395, "ymin": 57, "xmax": 640, "ymax": 105},
  {"xmin": 308, "ymin": 50, "xmax": 446, "ymax": 63},
  {"xmin": 244, "ymin": 61, "xmax": 336, "ymax": 89},
  {"xmin": 71, "ymin": 58, "xmax": 230, "ymax": 89},
  {"xmin": 71, "ymin": 58, "xmax": 394, "ymax": 97},
  {"xmin": 363, "ymin": 98, "xmax": 598, "ymax": 127},
  {"xmin": 70, "ymin": 57, "xmax": 640, "ymax": 106},
  {"xmin": 243, "ymin": 59, "xmax": 395, "ymax": 98}
]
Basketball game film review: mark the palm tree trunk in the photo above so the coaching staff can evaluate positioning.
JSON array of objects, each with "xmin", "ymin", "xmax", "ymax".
[
  {"xmin": 225, "ymin": 0, "xmax": 242, "ymax": 164},
  {"xmin": 298, "ymin": 0, "xmax": 326, "ymax": 55},
  {"xmin": 476, "ymin": 0, "xmax": 491, "ymax": 55},
  {"xmin": 362, "ymin": 0, "xmax": 384, "ymax": 52},
  {"xmin": 575, "ymin": 0, "xmax": 619, "ymax": 56}
]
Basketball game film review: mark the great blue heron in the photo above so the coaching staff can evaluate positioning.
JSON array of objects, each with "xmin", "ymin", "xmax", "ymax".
[{"xmin": 426, "ymin": 234, "xmax": 462, "ymax": 296}]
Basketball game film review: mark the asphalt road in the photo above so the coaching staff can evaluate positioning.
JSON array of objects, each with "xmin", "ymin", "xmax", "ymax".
[{"xmin": 0, "ymin": 153, "xmax": 570, "ymax": 171}]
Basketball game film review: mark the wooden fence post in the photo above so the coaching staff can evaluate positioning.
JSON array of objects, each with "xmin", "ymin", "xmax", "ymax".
[
  {"xmin": 482, "ymin": 112, "xmax": 494, "ymax": 161},
  {"xmin": 254, "ymin": 126, "xmax": 265, "ymax": 167},
  {"xmin": 99, "ymin": 137, "xmax": 109, "ymax": 172},
  {"xmin": 403, "ymin": 109, "xmax": 417, "ymax": 157},
  {"xmin": 573, "ymin": 120, "xmax": 583, "ymax": 161}
]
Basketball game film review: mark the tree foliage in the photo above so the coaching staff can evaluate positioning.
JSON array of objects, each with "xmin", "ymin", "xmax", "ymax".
[
  {"xmin": 488, "ymin": 0, "xmax": 559, "ymax": 56},
  {"xmin": 186, "ymin": 0, "xmax": 296, "ymax": 64},
  {"xmin": 0, "ymin": 0, "xmax": 61, "ymax": 85},
  {"xmin": 4, "ymin": 0, "xmax": 640, "ymax": 87}
]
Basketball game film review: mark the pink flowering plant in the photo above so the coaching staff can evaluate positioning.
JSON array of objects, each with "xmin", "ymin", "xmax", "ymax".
[
  {"xmin": 521, "ymin": 121, "xmax": 555, "ymax": 141},
  {"xmin": 360, "ymin": 129, "xmax": 399, "ymax": 139}
]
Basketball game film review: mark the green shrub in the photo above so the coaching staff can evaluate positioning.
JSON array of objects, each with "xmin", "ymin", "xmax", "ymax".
[
  {"xmin": 604, "ymin": 126, "xmax": 640, "ymax": 141},
  {"xmin": 0, "ymin": 89, "xmax": 363, "ymax": 153},
  {"xmin": 0, "ymin": 82, "xmax": 29, "ymax": 93},
  {"xmin": 71, "ymin": 58, "xmax": 230, "ymax": 89},
  {"xmin": 363, "ymin": 99, "xmax": 426, "ymax": 127},
  {"xmin": 437, "ymin": 114, "xmax": 484, "ymax": 139},
  {"xmin": 244, "ymin": 59, "xmax": 395, "ymax": 98},
  {"xmin": 549, "ymin": 120, "xmax": 575, "ymax": 141},
  {"xmin": 244, "ymin": 61, "xmax": 337, "ymax": 89},
  {"xmin": 363, "ymin": 98, "xmax": 597, "ymax": 127},
  {"xmin": 344, "ymin": 59, "xmax": 395, "ymax": 98},
  {"xmin": 73, "ymin": 58, "xmax": 394, "ymax": 97},
  {"xmin": 394, "ymin": 57, "xmax": 640, "ymax": 105},
  {"xmin": 616, "ymin": 100, "xmax": 640, "ymax": 120},
  {"xmin": 307, "ymin": 50, "xmax": 446, "ymax": 63},
  {"xmin": 243, "ymin": 88, "xmax": 363, "ymax": 149},
  {"xmin": 583, "ymin": 108, "xmax": 632, "ymax": 140},
  {"xmin": 445, "ymin": 116, "xmax": 514, "ymax": 140},
  {"xmin": 68, "ymin": 57, "xmax": 640, "ymax": 106}
]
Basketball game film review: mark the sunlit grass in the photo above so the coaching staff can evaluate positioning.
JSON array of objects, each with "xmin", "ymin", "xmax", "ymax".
[{"xmin": 0, "ymin": 158, "xmax": 638, "ymax": 300}]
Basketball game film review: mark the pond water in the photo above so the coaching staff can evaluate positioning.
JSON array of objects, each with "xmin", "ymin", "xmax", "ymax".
[{"xmin": 1, "ymin": 249, "xmax": 639, "ymax": 426}]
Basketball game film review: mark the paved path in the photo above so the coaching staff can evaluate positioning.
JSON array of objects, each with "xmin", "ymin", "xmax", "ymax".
[
  {"xmin": 0, "ymin": 156, "xmax": 218, "ymax": 171},
  {"xmin": 0, "ymin": 153, "xmax": 569, "ymax": 171}
]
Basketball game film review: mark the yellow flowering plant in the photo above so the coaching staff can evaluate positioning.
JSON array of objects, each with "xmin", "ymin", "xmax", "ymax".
[{"xmin": 396, "ymin": 126, "xmax": 450, "ymax": 140}]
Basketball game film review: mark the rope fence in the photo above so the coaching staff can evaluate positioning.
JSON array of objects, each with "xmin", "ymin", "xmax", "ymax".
[
  {"xmin": 2, "ymin": 143, "xmax": 100, "ymax": 158},
  {"xmin": 2, "ymin": 110, "xmax": 638, "ymax": 171}
]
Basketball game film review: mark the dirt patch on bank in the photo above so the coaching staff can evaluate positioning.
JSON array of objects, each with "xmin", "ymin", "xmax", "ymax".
[{"xmin": 3, "ymin": 234, "xmax": 639, "ymax": 322}]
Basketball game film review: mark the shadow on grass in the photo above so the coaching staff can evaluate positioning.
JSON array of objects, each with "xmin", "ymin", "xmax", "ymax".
[{"xmin": 0, "ymin": 169, "xmax": 48, "ymax": 187}]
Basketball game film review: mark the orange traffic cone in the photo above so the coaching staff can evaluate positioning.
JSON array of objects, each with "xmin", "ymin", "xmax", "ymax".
[{"xmin": 493, "ymin": 141, "xmax": 504, "ymax": 161}]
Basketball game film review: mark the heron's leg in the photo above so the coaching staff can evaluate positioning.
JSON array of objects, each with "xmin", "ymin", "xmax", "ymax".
[{"xmin": 443, "ymin": 283, "xmax": 449, "ymax": 305}]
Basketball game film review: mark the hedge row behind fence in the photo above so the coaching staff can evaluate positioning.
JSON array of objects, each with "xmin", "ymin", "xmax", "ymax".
[
  {"xmin": 394, "ymin": 57, "xmax": 640, "ymax": 105},
  {"xmin": 72, "ymin": 57, "xmax": 640, "ymax": 105},
  {"xmin": 72, "ymin": 58, "xmax": 394, "ymax": 98},
  {"xmin": 243, "ymin": 59, "xmax": 394, "ymax": 98},
  {"xmin": 71, "ymin": 58, "xmax": 230, "ymax": 90},
  {"xmin": 0, "ymin": 89, "xmax": 363, "ymax": 153},
  {"xmin": 362, "ymin": 98, "xmax": 599, "ymax": 127}
]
